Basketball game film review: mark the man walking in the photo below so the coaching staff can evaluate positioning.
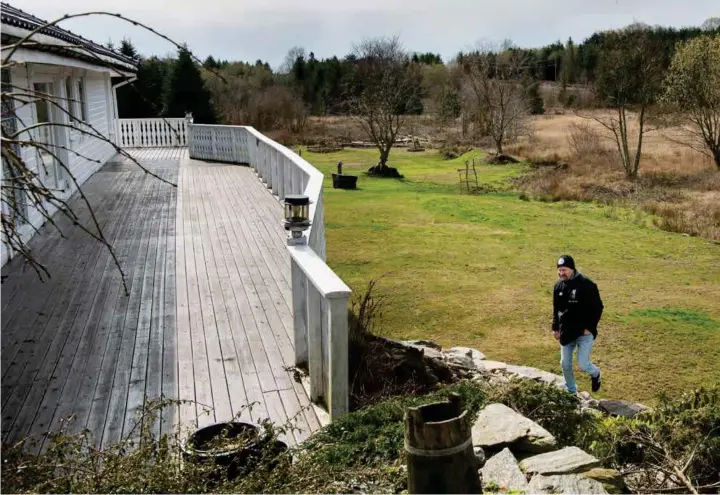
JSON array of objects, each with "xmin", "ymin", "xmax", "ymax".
[{"xmin": 552, "ymin": 254, "xmax": 604, "ymax": 394}]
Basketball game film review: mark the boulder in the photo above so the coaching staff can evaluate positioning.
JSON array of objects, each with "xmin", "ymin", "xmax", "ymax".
[
  {"xmin": 581, "ymin": 468, "xmax": 628, "ymax": 494},
  {"xmin": 526, "ymin": 473, "xmax": 608, "ymax": 494},
  {"xmin": 400, "ymin": 339, "xmax": 442, "ymax": 350},
  {"xmin": 520, "ymin": 446, "xmax": 601, "ymax": 475},
  {"xmin": 505, "ymin": 365, "xmax": 564, "ymax": 387},
  {"xmin": 480, "ymin": 447, "xmax": 528, "ymax": 493},
  {"xmin": 399, "ymin": 341, "xmax": 444, "ymax": 360},
  {"xmin": 471, "ymin": 403, "xmax": 557, "ymax": 454},
  {"xmin": 443, "ymin": 347, "xmax": 486, "ymax": 369},
  {"xmin": 598, "ymin": 399, "xmax": 649, "ymax": 418},
  {"xmin": 477, "ymin": 360, "xmax": 507, "ymax": 372}
]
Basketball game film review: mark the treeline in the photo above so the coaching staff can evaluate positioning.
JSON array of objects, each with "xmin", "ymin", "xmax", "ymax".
[
  {"xmin": 113, "ymin": 39, "xmax": 216, "ymax": 123},
  {"xmin": 115, "ymin": 18, "xmax": 720, "ymax": 125}
]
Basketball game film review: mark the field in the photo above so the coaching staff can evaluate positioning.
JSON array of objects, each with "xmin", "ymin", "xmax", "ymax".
[{"xmin": 303, "ymin": 146, "xmax": 720, "ymax": 405}]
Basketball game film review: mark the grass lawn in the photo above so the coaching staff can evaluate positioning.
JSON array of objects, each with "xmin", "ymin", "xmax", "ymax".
[{"xmin": 302, "ymin": 147, "xmax": 720, "ymax": 404}]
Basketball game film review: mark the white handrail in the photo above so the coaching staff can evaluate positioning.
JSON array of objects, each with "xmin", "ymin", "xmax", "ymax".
[
  {"xmin": 187, "ymin": 123, "xmax": 349, "ymax": 420},
  {"xmin": 115, "ymin": 118, "xmax": 188, "ymax": 148}
]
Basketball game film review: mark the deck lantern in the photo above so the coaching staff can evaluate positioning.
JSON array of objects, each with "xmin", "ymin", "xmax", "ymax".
[{"xmin": 284, "ymin": 194, "xmax": 310, "ymax": 244}]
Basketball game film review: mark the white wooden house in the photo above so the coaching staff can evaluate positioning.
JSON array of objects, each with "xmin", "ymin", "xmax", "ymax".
[{"xmin": 1, "ymin": 2, "xmax": 138, "ymax": 266}]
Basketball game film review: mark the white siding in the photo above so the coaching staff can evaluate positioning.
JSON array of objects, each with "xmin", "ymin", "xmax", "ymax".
[
  {"xmin": 1, "ymin": 63, "xmax": 117, "ymax": 267},
  {"xmin": 69, "ymin": 71, "xmax": 116, "ymax": 185}
]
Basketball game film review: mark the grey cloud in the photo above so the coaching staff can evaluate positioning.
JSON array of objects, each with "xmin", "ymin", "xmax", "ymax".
[{"xmin": 6, "ymin": 0, "xmax": 719, "ymax": 68}]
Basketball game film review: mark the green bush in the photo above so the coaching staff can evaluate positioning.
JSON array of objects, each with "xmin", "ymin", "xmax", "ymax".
[{"xmin": 589, "ymin": 386, "xmax": 720, "ymax": 493}]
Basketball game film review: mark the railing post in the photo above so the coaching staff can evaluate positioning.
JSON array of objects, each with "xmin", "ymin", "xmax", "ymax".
[
  {"xmin": 278, "ymin": 155, "xmax": 285, "ymax": 201},
  {"xmin": 306, "ymin": 284, "xmax": 323, "ymax": 402},
  {"xmin": 268, "ymin": 146, "xmax": 276, "ymax": 194},
  {"xmin": 291, "ymin": 258, "xmax": 307, "ymax": 366},
  {"xmin": 132, "ymin": 120, "xmax": 140, "ymax": 147},
  {"xmin": 327, "ymin": 295, "xmax": 349, "ymax": 420}
]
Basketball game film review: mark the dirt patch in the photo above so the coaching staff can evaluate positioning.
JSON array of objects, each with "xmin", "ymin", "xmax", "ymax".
[
  {"xmin": 485, "ymin": 153, "xmax": 521, "ymax": 165},
  {"xmin": 349, "ymin": 334, "xmax": 456, "ymax": 410}
]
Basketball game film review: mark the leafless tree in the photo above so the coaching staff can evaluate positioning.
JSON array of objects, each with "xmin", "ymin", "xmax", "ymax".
[
  {"xmin": 459, "ymin": 44, "xmax": 531, "ymax": 154},
  {"xmin": 351, "ymin": 36, "xmax": 419, "ymax": 172},
  {"xmin": 576, "ymin": 27, "xmax": 665, "ymax": 178},
  {"xmin": 1, "ymin": 11, "xmax": 219, "ymax": 287}
]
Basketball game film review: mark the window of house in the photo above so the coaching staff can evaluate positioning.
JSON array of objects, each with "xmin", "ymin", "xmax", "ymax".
[
  {"xmin": 64, "ymin": 76, "xmax": 77, "ymax": 121},
  {"xmin": 76, "ymin": 77, "xmax": 87, "ymax": 122}
]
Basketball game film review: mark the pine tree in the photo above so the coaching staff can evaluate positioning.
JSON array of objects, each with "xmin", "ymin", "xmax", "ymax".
[
  {"xmin": 119, "ymin": 37, "xmax": 140, "ymax": 61},
  {"xmin": 203, "ymin": 55, "xmax": 218, "ymax": 70},
  {"xmin": 162, "ymin": 47, "xmax": 216, "ymax": 123}
]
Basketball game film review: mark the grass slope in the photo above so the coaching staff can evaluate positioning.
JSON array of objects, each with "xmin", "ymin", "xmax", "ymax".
[{"xmin": 304, "ymin": 147, "xmax": 720, "ymax": 404}]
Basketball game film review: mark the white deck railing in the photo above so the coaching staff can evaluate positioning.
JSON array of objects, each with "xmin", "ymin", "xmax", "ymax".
[
  {"xmin": 187, "ymin": 124, "xmax": 351, "ymax": 420},
  {"xmin": 115, "ymin": 118, "xmax": 189, "ymax": 148}
]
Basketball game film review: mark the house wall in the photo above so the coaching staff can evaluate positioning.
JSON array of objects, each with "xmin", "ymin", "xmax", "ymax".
[{"xmin": 1, "ymin": 62, "xmax": 118, "ymax": 267}]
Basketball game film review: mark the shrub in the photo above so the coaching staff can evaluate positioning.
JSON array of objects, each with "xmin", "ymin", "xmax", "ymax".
[
  {"xmin": 567, "ymin": 122, "xmax": 607, "ymax": 158},
  {"xmin": 589, "ymin": 386, "xmax": 720, "ymax": 494}
]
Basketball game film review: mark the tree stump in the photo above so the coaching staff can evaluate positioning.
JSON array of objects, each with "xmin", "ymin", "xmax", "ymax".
[{"xmin": 405, "ymin": 393, "xmax": 482, "ymax": 494}]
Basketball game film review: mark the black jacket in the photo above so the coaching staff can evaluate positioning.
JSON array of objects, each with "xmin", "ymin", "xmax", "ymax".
[{"xmin": 552, "ymin": 272, "xmax": 604, "ymax": 346}]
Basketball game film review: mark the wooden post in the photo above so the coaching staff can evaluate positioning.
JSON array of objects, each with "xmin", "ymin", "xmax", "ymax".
[
  {"xmin": 327, "ymin": 295, "xmax": 349, "ymax": 420},
  {"xmin": 291, "ymin": 257, "xmax": 308, "ymax": 366},
  {"xmin": 306, "ymin": 283, "xmax": 323, "ymax": 403},
  {"xmin": 405, "ymin": 394, "xmax": 481, "ymax": 494}
]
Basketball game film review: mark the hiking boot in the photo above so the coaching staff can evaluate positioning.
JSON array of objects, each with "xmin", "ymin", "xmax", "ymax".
[{"xmin": 591, "ymin": 372, "xmax": 602, "ymax": 392}]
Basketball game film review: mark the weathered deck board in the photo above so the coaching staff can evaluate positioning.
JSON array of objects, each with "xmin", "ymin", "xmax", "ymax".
[
  {"xmin": 2, "ymin": 149, "xmax": 321, "ymax": 450},
  {"xmin": 176, "ymin": 159, "xmax": 320, "ymax": 437}
]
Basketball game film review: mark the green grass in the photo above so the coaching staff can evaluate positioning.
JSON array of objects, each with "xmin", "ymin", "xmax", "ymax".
[{"xmin": 303, "ymin": 147, "xmax": 720, "ymax": 404}]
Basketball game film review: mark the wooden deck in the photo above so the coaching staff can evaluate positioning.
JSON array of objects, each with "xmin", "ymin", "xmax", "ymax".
[{"xmin": 1, "ymin": 151, "xmax": 323, "ymax": 452}]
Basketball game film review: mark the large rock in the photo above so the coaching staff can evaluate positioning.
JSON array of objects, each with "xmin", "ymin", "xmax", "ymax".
[
  {"xmin": 400, "ymin": 339, "xmax": 442, "ymax": 350},
  {"xmin": 520, "ymin": 446, "xmax": 601, "ymax": 474},
  {"xmin": 582, "ymin": 468, "xmax": 628, "ymax": 494},
  {"xmin": 472, "ymin": 403, "xmax": 557, "ymax": 453},
  {"xmin": 480, "ymin": 447, "xmax": 528, "ymax": 493},
  {"xmin": 399, "ymin": 340, "xmax": 444, "ymax": 360},
  {"xmin": 526, "ymin": 473, "xmax": 608, "ymax": 494},
  {"xmin": 598, "ymin": 399, "xmax": 649, "ymax": 418},
  {"xmin": 443, "ymin": 347, "xmax": 486, "ymax": 369},
  {"xmin": 477, "ymin": 360, "xmax": 507, "ymax": 372},
  {"xmin": 505, "ymin": 365, "xmax": 565, "ymax": 388}
]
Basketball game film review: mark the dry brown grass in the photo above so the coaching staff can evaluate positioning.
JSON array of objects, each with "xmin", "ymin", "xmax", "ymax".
[
  {"xmin": 511, "ymin": 112, "xmax": 720, "ymax": 240},
  {"xmin": 292, "ymin": 112, "xmax": 719, "ymax": 239}
]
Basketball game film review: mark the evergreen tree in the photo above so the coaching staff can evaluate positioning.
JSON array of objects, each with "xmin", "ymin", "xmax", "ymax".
[
  {"xmin": 522, "ymin": 72, "xmax": 545, "ymax": 114},
  {"xmin": 203, "ymin": 55, "xmax": 218, "ymax": 70},
  {"xmin": 119, "ymin": 38, "xmax": 140, "ymax": 61},
  {"xmin": 162, "ymin": 47, "xmax": 216, "ymax": 123}
]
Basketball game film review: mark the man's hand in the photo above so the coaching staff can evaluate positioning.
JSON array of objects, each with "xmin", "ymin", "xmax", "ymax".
[{"xmin": 552, "ymin": 330, "xmax": 560, "ymax": 341}]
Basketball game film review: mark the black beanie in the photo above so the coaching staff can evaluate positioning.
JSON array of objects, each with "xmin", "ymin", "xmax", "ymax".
[{"xmin": 557, "ymin": 254, "xmax": 576, "ymax": 270}]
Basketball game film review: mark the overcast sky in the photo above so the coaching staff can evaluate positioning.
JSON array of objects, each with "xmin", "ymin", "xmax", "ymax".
[{"xmin": 7, "ymin": 0, "xmax": 719, "ymax": 68}]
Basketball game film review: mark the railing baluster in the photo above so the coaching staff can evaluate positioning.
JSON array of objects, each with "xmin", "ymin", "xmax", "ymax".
[
  {"xmin": 327, "ymin": 296, "xmax": 349, "ymax": 420},
  {"xmin": 291, "ymin": 258, "xmax": 308, "ymax": 366},
  {"xmin": 306, "ymin": 284, "xmax": 323, "ymax": 402}
]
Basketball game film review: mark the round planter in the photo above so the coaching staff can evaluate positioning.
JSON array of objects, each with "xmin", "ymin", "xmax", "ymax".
[
  {"xmin": 182, "ymin": 422, "xmax": 261, "ymax": 468},
  {"xmin": 182, "ymin": 422, "xmax": 288, "ymax": 481}
]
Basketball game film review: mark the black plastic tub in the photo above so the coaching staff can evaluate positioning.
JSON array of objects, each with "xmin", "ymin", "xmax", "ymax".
[{"xmin": 332, "ymin": 173, "xmax": 358, "ymax": 189}]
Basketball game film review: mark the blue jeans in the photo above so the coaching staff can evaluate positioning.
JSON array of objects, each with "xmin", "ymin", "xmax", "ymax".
[{"xmin": 560, "ymin": 333, "xmax": 600, "ymax": 394}]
